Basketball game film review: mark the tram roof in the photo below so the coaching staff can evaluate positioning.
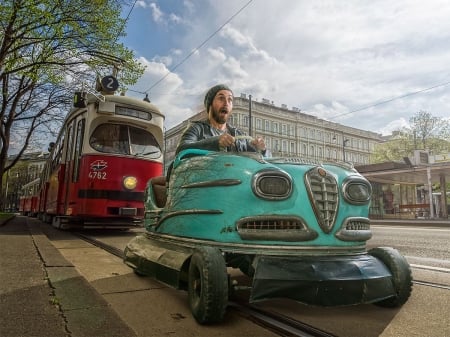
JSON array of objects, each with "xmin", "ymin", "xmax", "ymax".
[{"xmin": 356, "ymin": 161, "xmax": 450, "ymax": 185}]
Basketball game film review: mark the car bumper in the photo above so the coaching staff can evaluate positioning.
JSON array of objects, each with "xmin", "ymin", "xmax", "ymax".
[{"xmin": 250, "ymin": 254, "xmax": 395, "ymax": 305}]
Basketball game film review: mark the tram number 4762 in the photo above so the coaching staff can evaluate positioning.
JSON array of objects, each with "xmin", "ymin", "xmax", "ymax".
[{"xmin": 88, "ymin": 171, "xmax": 107, "ymax": 180}]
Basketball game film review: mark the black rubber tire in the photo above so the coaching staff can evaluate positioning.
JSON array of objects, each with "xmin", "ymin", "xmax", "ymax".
[
  {"xmin": 369, "ymin": 247, "xmax": 413, "ymax": 307},
  {"xmin": 188, "ymin": 247, "xmax": 228, "ymax": 324}
]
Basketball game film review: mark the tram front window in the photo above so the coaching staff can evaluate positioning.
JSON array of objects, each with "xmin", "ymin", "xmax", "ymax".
[{"xmin": 90, "ymin": 124, "xmax": 161, "ymax": 158}]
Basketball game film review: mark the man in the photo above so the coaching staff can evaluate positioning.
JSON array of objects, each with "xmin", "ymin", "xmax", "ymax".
[{"xmin": 176, "ymin": 84, "xmax": 266, "ymax": 154}]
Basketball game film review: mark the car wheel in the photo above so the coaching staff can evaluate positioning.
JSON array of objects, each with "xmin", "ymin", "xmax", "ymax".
[
  {"xmin": 369, "ymin": 247, "xmax": 412, "ymax": 307},
  {"xmin": 188, "ymin": 246, "xmax": 228, "ymax": 324}
]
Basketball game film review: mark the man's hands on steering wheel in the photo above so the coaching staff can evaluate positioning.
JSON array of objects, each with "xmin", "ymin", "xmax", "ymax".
[{"xmin": 219, "ymin": 134, "xmax": 266, "ymax": 152}]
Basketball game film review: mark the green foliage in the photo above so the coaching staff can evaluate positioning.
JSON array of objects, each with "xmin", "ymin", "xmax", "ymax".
[
  {"xmin": 0, "ymin": 212, "xmax": 15, "ymax": 224},
  {"xmin": 0, "ymin": 0, "xmax": 145, "ymax": 207},
  {"xmin": 372, "ymin": 111, "xmax": 450, "ymax": 163},
  {"xmin": 1, "ymin": 0, "xmax": 144, "ymax": 89}
]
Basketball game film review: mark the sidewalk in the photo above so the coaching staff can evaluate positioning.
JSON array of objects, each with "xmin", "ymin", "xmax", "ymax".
[{"xmin": 0, "ymin": 216, "xmax": 136, "ymax": 337}]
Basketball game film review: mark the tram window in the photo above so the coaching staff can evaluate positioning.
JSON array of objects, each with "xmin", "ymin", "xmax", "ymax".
[
  {"xmin": 90, "ymin": 123, "xmax": 161, "ymax": 158},
  {"xmin": 73, "ymin": 119, "xmax": 85, "ymax": 182},
  {"xmin": 129, "ymin": 127, "xmax": 161, "ymax": 158}
]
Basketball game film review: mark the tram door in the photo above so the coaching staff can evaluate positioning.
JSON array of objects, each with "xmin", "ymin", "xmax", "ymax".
[
  {"xmin": 62, "ymin": 121, "xmax": 74, "ymax": 215},
  {"xmin": 61, "ymin": 117, "xmax": 85, "ymax": 215}
]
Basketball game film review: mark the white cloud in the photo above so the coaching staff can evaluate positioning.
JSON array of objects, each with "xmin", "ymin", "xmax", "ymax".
[
  {"xmin": 149, "ymin": 3, "xmax": 163, "ymax": 23},
  {"xmin": 125, "ymin": 0, "xmax": 450, "ymax": 133},
  {"xmin": 377, "ymin": 118, "xmax": 410, "ymax": 136}
]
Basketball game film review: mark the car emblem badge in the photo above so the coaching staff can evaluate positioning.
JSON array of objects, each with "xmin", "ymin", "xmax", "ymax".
[{"xmin": 317, "ymin": 167, "xmax": 327, "ymax": 177}]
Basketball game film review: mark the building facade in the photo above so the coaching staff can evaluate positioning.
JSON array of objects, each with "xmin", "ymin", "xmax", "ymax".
[
  {"xmin": 2, "ymin": 152, "xmax": 49, "ymax": 212},
  {"xmin": 164, "ymin": 94, "xmax": 383, "ymax": 172}
]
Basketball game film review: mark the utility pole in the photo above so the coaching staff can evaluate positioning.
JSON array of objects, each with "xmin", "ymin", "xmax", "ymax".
[{"xmin": 248, "ymin": 94, "xmax": 252, "ymax": 137}]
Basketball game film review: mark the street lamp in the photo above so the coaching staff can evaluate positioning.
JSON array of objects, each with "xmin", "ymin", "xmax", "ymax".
[
  {"xmin": 332, "ymin": 133, "xmax": 349, "ymax": 162},
  {"xmin": 343, "ymin": 138, "xmax": 349, "ymax": 162}
]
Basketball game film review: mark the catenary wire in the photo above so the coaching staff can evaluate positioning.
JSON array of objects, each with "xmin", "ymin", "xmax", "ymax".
[
  {"xmin": 143, "ymin": 0, "xmax": 254, "ymax": 94},
  {"xmin": 328, "ymin": 80, "xmax": 450, "ymax": 120}
]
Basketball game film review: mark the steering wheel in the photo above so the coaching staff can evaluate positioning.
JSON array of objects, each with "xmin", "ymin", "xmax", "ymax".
[{"xmin": 234, "ymin": 135, "xmax": 254, "ymax": 141}]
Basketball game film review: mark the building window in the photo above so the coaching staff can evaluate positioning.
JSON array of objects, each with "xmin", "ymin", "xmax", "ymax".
[
  {"xmin": 302, "ymin": 143, "xmax": 307, "ymax": 155},
  {"xmin": 302, "ymin": 127, "xmax": 307, "ymax": 138},
  {"xmin": 256, "ymin": 118, "xmax": 262, "ymax": 130},
  {"xmin": 290, "ymin": 125, "xmax": 295, "ymax": 137},
  {"xmin": 318, "ymin": 146, "xmax": 323, "ymax": 158},
  {"xmin": 274, "ymin": 139, "xmax": 280, "ymax": 152},
  {"xmin": 272, "ymin": 122, "xmax": 279, "ymax": 134}
]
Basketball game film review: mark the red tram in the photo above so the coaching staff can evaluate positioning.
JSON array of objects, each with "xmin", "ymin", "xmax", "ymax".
[
  {"xmin": 35, "ymin": 76, "xmax": 164, "ymax": 229},
  {"xmin": 19, "ymin": 178, "xmax": 40, "ymax": 216}
]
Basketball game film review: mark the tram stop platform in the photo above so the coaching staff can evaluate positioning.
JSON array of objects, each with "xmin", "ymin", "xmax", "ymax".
[{"xmin": 0, "ymin": 215, "xmax": 137, "ymax": 337}]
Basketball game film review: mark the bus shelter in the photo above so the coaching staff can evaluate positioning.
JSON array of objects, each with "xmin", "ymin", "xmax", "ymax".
[{"xmin": 356, "ymin": 157, "xmax": 450, "ymax": 220}]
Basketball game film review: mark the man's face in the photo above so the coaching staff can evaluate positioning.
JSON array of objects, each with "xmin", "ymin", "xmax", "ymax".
[{"xmin": 210, "ymin": 90, "xmax": 233, "ymax": 125}]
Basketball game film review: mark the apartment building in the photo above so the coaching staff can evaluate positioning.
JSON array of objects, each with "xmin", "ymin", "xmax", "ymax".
[{"xmin": 164, "ymin": 94, "xmax": 383, "ymax": 171}]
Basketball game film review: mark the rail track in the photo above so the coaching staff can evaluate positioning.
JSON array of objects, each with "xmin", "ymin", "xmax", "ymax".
[{"xmin": 410, "ymin": 264, "xmax": 450, "ymax": 290}]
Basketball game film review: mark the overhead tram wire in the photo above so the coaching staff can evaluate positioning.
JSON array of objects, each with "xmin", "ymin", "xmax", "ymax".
[
  {"xmin": 143, "ymin": 0, "xmax": 254, "ymax": 95},
  {"xmin": 67, "ymin": 1, "xmax": 138, "ymax": 90},
  {"xmin": 328, "ymin": 79, "xmax": 450, "ymax": 121}
]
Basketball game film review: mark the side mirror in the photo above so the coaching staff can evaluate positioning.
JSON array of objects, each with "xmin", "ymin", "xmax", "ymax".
[{"xmin": 73, "ymin": 91, "xmax": 87, "ymax": 108}]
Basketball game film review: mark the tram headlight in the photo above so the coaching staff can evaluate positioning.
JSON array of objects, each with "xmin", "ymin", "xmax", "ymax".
[{"xmin": 123, "ymin": 176, "xmax": 137, "ymax": 190}]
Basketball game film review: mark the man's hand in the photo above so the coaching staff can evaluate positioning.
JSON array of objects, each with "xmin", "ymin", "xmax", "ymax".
[
  {"xmin": 251, "ymin": 136, "xmax": 266, "ymax": 151},
  {"xmin": 218, "ymin": 133, "xmax": 235, "ymax": 149}
]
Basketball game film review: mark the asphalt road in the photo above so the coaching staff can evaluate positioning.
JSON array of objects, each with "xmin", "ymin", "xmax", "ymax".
[{"xmin": 368, "ymin": 225, "xmax": 450, "ymax": 269}]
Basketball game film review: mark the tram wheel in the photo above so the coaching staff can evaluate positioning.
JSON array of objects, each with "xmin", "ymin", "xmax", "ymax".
[
  {"xmin": 369, "ymin": 247, "xmax": 413, "ymax": 307},
  {"xmin": 188, "ymin": 246, "xmax": 228, "ymax": 324}
]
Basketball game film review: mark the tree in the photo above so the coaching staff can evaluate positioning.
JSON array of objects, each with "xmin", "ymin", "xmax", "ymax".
[
  {"xmin": 372, "ymin": 111, "xmax": 450, "ymax": 163},
  {"xmin": 0, "ymin": 0, "xmax": 145, "ymax": 207}
]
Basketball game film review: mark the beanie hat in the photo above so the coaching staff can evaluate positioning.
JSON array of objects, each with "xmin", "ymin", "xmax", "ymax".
[{"xmin": 204, "ymin": 84, "xmax": 233, "ymax": 113}]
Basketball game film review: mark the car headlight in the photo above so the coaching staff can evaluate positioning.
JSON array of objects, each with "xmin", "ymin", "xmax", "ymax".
[
  {"xmin": 342, "ymin": 177, "xmax": 372, "ymax": 204},
  {"xmin": 123, "ymin": 176, "xmax": 137, "ymax": 190},
  {"xmin": 252, "ymin": 169, "xmax": 292, "ymax": 200}
]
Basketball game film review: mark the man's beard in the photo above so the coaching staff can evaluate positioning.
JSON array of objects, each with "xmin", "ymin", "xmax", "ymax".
[{"xmin": 211, "ymin": 107, "xmax": 228, "ymax": 125}]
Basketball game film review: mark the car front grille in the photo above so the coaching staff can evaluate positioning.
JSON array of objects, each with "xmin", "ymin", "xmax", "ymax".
[
  {"xmin": 335, "ymin": 217, "xmax": 372, "ymax": 241},
  {"xmin": 236, "ymin": 215, "xmax": 318, "ymax": 241},
  {"xmin": 305, "ymin": 167, "xmax": 339, "ymax": 233}
]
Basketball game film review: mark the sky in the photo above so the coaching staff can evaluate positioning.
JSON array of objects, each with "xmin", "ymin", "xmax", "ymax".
[{"xmin": 118, "ymin": 0, "xmax": 450, "ymax": 136}]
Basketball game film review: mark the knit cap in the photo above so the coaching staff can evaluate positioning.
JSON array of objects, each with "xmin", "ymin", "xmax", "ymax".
[{"xmin": 204, "ymin": 84, "xmax": 233, "ymax": 112}]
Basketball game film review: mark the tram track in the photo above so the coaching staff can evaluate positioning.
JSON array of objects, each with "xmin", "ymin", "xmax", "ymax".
[
  {"xmin": 229, "ymin": 302, "xmax": 337, "ymax": 337},
  {"xmin": 410, "ymin": 263, "xmax": 450, "ymax": 290},
  {"xmin": 412, "ymin": 280, "xmax": 450, "ymax": 290},
  {"xmin": 74, "ymin": 231, "xmax": 126, "ymax": 259}
]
